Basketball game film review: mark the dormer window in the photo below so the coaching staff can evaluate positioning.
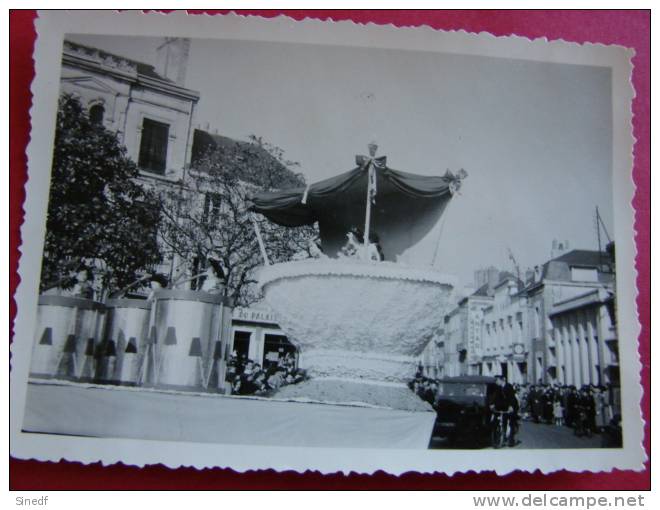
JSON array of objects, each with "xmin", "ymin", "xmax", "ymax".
[
  {"xmin": 139, "ymin": 118, "xmax": 169, "ymax": 174},
  {"xmin": 571, "ymin": 266, "xmax": 599, "ymax": 282}
]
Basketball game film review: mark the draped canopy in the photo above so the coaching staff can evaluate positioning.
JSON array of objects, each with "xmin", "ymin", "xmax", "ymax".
[{"xmin": 248, "ymin": 161, "xmax": 466, "ymax": 263}]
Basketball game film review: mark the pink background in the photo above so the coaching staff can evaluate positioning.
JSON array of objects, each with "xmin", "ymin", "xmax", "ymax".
[{"xmin": 9, "ymin": 10, "xmax": 650, "ymax": 490}]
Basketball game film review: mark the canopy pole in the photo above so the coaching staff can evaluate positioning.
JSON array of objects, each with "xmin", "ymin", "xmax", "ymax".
[
  {"xmin": 363, "ymin": 161, "xmax": 374, "ymax": 260},
  {"xmin": 251, "ymin": 213, "xmax": 271, "ymax": 266},
  {"xmin": 431, "ymin": 199, "xmax": 451, "ymax": 268}
]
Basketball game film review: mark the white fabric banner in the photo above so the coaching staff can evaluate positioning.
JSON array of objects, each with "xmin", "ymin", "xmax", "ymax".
[{"xmin": 23, "ymin": 382, "xmax": 436, "ymax": 450}]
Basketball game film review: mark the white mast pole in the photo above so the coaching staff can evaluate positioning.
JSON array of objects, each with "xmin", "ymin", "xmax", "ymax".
[
  {"xmin": 251, "ymin": 213, "xmax": 271, "ymax": 266},
  {"xmin": 362, "ymin": 142, "xmax": 378, "ymax": 261},
  {"xmin": 363, "ymin": 161, "xmax": 373, "ymax": 261}
]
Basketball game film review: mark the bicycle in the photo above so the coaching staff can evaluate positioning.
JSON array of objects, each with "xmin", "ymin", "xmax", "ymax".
[{"xmin": 490, "ymin": 410, "xmax": 510, "ymax": 449}]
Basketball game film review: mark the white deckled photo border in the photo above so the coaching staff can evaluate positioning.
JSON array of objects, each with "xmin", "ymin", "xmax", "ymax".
[{"xmin": 10, "ymin": 10, "xmax": 644, "ymax": 475}]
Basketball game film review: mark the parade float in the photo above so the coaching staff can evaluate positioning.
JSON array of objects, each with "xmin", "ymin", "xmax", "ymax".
[
  {"xmin": 244, "ymin": 144, "xmax": 466, "ymax": 446},
  {"xmin": 250, "ymin": 145, "xmax": 464, "ymax": 387},
  {"xmin": 24, "ymin": 144, "xmax": 466, "ymax": 450}
]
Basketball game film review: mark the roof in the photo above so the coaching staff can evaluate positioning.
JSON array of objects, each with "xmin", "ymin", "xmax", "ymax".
[
  {"xmin": 190, "ymin": 129, "xmax": 303, "ymax": 189},
  {"xmin": 543, "ymin": 249, "xmax": 613, "ymax": 282},
  {"xmin": 552, "ymin": 249, "xmax": 613, "ymax": 268},
  {"xmin": 471, "ymin": 282, "xmax": 494, "ymax": 298},
  {"xmin": 523, "ymin": 249, "xmax": 614, "ymax": 292},
  {"xmin": 493, "ymin": 271, "xmax": 523, "ymax": 290}
]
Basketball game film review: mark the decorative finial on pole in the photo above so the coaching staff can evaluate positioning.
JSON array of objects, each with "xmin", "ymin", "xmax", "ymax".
[{"xmin": 356, "ymin": 142, "xmax": 386, "ymax": 169}]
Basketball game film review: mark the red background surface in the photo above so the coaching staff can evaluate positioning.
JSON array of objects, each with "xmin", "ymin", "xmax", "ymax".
[{"xmin": 9, "ymin": 10, "xmax": 650, "ymax": 490}]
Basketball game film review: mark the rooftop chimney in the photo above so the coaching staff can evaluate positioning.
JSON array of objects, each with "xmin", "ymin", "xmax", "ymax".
[
  {"xmin": 551, "ymin": 239, "xmax": 570, "ymax": 260},
  {"xmin": 155, "ymin": 37, "xmax": 190, "ymax": 87}
]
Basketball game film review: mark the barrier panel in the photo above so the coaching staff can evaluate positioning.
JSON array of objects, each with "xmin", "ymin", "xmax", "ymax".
[
  {"xmin": 97, "ymin": 299, "xmax": 151, "ymax": 385},
  {"xmin": 150, "ymin": 290, "xmax": 232, "ymax": 391},
  {"xmin": 30, "ymin": 295, "xmax": 106, "ymax": 381}
]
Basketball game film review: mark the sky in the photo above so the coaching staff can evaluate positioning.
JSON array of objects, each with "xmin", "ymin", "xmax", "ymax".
[{"xmin": 68, "ymin": 34, "xmax": 614, "ymax": 290}]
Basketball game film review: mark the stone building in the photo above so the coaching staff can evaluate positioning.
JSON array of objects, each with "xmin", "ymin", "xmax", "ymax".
[
  {"xmin": 441, "ymin": 283, "xmax": 494, "ymax": 377},
  {"xmin": 60, "ymin": 38, "xmax": 200, "ymax": 183},
  {"xmin": 58, "ymin": 38, "xmax": 301, "ymax": 373},
  {"xmin": 548, "ymin": 288, "xmax": 618, "ymax": 387},
  {"xmin": 421, "ymin": 247, "xmax": 617, "ymax": 387},
  {"xmin": 60, "ymin": 38, "xmax": 200, "ymax": 281},
  {"xmin": 59, "ymin": 38, "xmax": 292, "ymax": 291},
  {"xmin": 418, "ymin": 330, "xmax": 444, "ymax": 378},
  {"xmin": 524, "ymin": 249, "xmax": 615, "ymax": 384},
  {"xmin": 480, "ymin": 274, "xmax": 529, "ymax": 384}
]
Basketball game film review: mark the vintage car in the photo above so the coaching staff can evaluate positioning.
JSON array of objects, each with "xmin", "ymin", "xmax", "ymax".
[{"xmin": 432, "ymin": 375, "xmax": 496, "ymax": 447}]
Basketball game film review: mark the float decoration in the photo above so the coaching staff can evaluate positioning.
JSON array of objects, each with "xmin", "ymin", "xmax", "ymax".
[{"xmin": 249, "ymin": 145, "xmax": 466, "ymax": 402}]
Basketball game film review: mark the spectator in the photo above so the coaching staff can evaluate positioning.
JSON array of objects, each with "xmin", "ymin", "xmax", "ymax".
[{"xmin": 553, "ymin": 396, "xmax": 564, "ymax": 426}]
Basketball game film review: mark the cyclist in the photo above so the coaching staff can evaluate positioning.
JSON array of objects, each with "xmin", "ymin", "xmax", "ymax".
[{"xmin": 488, "ymin": 375, "xmax": 519, "ymax": 447}]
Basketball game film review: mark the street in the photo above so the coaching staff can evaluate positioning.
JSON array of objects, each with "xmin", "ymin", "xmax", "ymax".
[{"xmin": 430, "ymin": 420, "xmax": 604, "ymax": 449}]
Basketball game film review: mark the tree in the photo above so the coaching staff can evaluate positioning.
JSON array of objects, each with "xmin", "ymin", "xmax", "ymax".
[
  {"xmin": 159, "ymin": 135, "xmax": 317, "ymax": 306},
  {"xmin": 40, "ymin": 94, "xmax": 162, "ymax": 294}
]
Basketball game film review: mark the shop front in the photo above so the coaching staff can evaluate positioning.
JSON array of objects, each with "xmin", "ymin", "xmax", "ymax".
[{"xmin": 230, "ymin": 307, "xmax": 298, "ymax": 370}]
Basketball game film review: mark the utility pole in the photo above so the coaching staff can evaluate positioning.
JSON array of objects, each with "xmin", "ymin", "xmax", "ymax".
[{"xmin": 595, "ymin": 206, "xmax": 612, "ymax": 271}]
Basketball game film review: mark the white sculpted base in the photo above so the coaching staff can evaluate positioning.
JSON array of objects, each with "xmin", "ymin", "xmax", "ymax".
[{"xmin": 259, "ymin": 260, "xmax": 456, "ymax": 384}]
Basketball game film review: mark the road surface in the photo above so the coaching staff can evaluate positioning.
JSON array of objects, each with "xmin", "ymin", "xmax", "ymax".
[{"xmin": 430, "ymin": 420, "xmax": 604, "ymax": 449}]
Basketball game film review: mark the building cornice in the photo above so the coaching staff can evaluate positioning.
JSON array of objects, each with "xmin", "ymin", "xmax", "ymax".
[
  {"xmin": 63, "ymin": 41, "xmax": 200, "ymax": 102},
  {"xmin": 549, "ymin": 288, "xmax": 611, "ymax": 317}
]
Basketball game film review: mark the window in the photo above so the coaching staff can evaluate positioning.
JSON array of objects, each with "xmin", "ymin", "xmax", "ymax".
[
  {"xmin": 263, "ymin": 334, "xmax": 297, "ymax": 369},
  {"xmin": 232, "ymin": 331, "xmax": 251, "ymax": 359},
  {"xmin": 89, "ymin": 104, "xmax": 105, "ymax": 125},
  {"xmin": 571, "ymin": 266, "xmax": 599, "ymax": 282},
  {"xmin": 138, "ymin": 118, "xmax": 169, "ymax": 174},
  {"xmin": 203, "ymin": 192, "xmax": 222, "ymax": 226}
]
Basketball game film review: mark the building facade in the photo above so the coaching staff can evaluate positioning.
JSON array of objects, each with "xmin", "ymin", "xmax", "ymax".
[
  {"xmin": 61, "ymin": 39, "xmax": 200, "ymax": 183},
  {"xmin": 419, "ymin": 248, "xmax": 617, "ymax": 388},
  {"xmin": 441, "ymin": 284, "xmax": 494, "ymax": 377},
  {"xmin": 59, "ymin": 38, "xmax": 290, "ymax": 293},
  {"xmin": 60, "ymin": 38, "xmax": 202, "ymax": 283},
  {"xmin": 480, "ymin": 275, "xmax": 529, "ymax": 384},
  {"xmin": 418, "ymin": 332, "xmax": 444, "ymax": 379},
  {"xmin": 548, "ymin": 288, "xmax": 618, "ymax": 388},
  {"xmin": 230, "ymin": 307, "xmax": 298, "ymax": 370},
  {"xmin": 524, "ymin": 249, "xmax": 615, "ymax": 384}
]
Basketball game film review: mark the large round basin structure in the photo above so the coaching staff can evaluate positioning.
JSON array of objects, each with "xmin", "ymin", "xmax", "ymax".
[{"xmin": 259, "ymin": 259, "xmax": 455, "ymax": 384}]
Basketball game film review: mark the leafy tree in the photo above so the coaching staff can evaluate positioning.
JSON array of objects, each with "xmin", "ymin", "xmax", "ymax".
[
  {"xmin": 159, "ymin": 135, "xmax": 317, "ymax": 306},
  {"xmin": 40, "ymin": 94, "xmax": 162, "ymax": 294}
]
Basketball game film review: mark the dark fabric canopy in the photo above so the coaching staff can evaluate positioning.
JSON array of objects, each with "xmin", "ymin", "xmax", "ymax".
[
  {"xmin": 248, "ymin": 165, "xmax": 460, "ymax": 227},
  {"xmin": 248, "ymin": 163, "xmax": 464, "ymax": 262}
]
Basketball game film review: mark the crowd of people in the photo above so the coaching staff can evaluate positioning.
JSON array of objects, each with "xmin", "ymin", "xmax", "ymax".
[
  {"xmin": 225, "ymin": 352, "xmax": 307, "ymax": 396},
  {"xmin": 514, "ymin": 383, "xmax": 621, "ymax": 441},
  {"xmin": 410, "ymin": 374, "xmax": 623, "ymax": 448}
]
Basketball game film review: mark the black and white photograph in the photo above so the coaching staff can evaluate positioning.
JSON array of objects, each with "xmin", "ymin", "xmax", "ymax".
[{"xmin": 10, "ymin": 11, "xmax": 643, "ymax": 475}]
